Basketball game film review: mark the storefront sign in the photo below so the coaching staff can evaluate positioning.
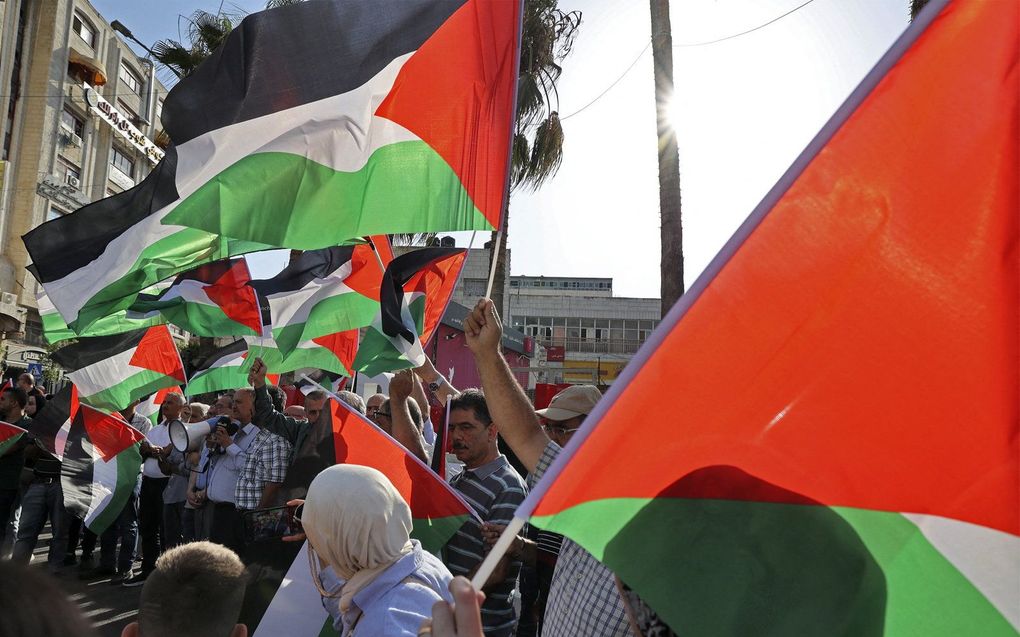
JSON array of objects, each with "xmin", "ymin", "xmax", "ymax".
[{"xmin": 83, "ymin": 83, "xmax": 164, "ymax": 165}]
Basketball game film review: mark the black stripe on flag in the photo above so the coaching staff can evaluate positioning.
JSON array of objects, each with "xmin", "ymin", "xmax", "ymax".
[
  {"xmin": 191, "ymin": 338, "xmax": 249, "ymax": 374},
  {"xmin": 251, "ymin": 246, "xmax": 357, "ymax": 297},
  {"xmin": 27, "ymin": 384, "xmax": 75, "ymax": 456},
  {"xmin": 379, "ymin": 247, "xmax": 465, "ymax": 342},
  {"xmin": 23, "ymin": 148, "xmax": 180, "ymax": 283},
  {"xmin": 59, "ymin": 410, "xmax": 93, "ymax": 523},
  {"xmin": 163, "ymin": 0, "xmax": 467, "ymax": 145},
  {"xmin": 50, "ymin": 328, "xmax": 149, "ymax": 371}
]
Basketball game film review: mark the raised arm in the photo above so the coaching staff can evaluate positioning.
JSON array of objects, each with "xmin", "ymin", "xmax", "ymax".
[
  {"xmin": 388, "ymin": 370, "xmax": 430, "ymax": 464},
  {"xmin": 416, "ymin": 355, "xmax": 460, "ymax": 406},
  {"xmin": 464, "ymin": 299, "xmax": 550, "ymax": 475},
  {"xmin": 249, "ymin": 357, "xmax": 308, "ymax": 447}
]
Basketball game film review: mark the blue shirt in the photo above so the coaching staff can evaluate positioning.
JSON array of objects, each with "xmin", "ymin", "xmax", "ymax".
[
  {"xmin": 325, "ymin": 541, "xmax": 454, "ymax": 637},
  {"xmin": 205, "ymin": 422, "xmax": 258, "ymax": 504}
]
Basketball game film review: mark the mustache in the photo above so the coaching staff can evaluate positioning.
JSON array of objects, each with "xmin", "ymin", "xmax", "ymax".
[{"xmin": 451, "ymin": 442, "xmax": 468, "ymax": 450}]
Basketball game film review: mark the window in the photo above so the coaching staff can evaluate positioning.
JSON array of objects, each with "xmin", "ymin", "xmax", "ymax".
[
  {"xmin": 57, "ymin": 159, "xmax": 81, "ymax": 185},
  {"xmin": 156, "ymin": 99, "xmax": 164, "ymax": 120},
  {"xmin": 120, "ymin": 64, "xmax": 141, "ymax": 95},
  {"xmin": 510, "ymin": 280, "xmax": 519, "ymax": 287},
  {"xmin": 47, "ymin": 206, "xmax": 67, "ymax": 222},
  {"xmin": 72, "ymin": 13, "xmax": 95, "ymax": 48},
  {"xmin": 117, "ymin": 99, "xmax": 139, "ymax": 122},
  {"xmin": 111, "ymin": 146, "xmax": 135, "ymax": 177},
  {"xmin": 60, "ymin": 107, "xmax": 84, "ymax": 137}
]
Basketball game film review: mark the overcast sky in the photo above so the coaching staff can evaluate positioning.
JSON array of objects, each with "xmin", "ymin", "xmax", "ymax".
[{"xmin": 90, "ymin": 0, "xmax": 910, "ymax": 298}]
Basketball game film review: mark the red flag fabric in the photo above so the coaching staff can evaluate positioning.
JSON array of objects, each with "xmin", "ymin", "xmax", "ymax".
[{"xmin": 520, "ymin": 1, "xmax": 1018, "ymax": 635}]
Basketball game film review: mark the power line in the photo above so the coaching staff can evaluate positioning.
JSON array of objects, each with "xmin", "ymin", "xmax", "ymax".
[
  {"xmin": 673, "ymin": 0, "xmax": 819, "ymax": 48},
  {"xmin": 559, "ymin": 0, "xmax": 821, "ymax": 121}
]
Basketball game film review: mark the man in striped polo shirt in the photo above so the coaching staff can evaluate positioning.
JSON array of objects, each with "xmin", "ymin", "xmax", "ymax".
[{"xmin": 444, "ymin": 389, "xmax": 527, "ymax": 637}]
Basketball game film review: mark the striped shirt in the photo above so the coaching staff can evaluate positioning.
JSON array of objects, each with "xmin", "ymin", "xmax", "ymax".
[
  {"xmin": 445, "ymin": 455, "xmax": 527, "ymax": 637},
  {"xmin": 529, "ymin": 442, "xmax": 630, "ymax": 637}
]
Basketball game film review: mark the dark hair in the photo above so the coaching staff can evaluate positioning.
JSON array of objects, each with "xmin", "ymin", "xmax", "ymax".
[
  {"xmin": 450, "ymin": 388, "xmax": 491, "ymax": 426},
  {"xmin": 139, "ymin": 542, "xmax": 247, "ymax": 637},
  {"xmin": 28, "ymin": 393, "xmax": 46, "ymax": 415},
  {"xmin": 305, "ymin": 389, "xmax": 326, "ymax": 402},
  {"xmin": 2, "ymin": 386, "xmax": 28, "ymax": 410},
  {"xmin": 0, "ymin": 561, "xmax": 98, "ymax": 636},
  {"xmin": 267, "ymin": 384, "xmax": 286, "ymax": 412}
]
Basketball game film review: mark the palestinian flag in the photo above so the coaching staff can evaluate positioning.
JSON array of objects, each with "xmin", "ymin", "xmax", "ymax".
[
  {"xmin": 354, "ymin": 247, "xmax": 466, "ymax": 376},
  {"xmin": 517, "ymin": 2, "xmax": 1019, "ymax": 635},
  {"xmin": 0, "ymin": 379, "xmax": 11, "ymax": 394},
  {"xmin": 61, "ymin": 404, "xmax": 145, "ymax": 535},
  {"xmin": 131, "ymin": 258, "xmax": 262, "ymax": 337},
  {"xmin": 0, "ymin": 421, "xmax": 27, "ymax": 456},
  {"xmin": 186, "ymin": 339, "xmax": 250, "ymax": 396},
  {"xmin": 160, "ymin": 0, "xmax": 520, "ymax": 251},
  {"xmin": 244, "ymin": 331, "xmax": 359, "ymax": 377},
  {"xmin": 240, "ymin": 397, "xmax": 474, "ymax": 635},
  {"xmin": 135, "ymin": 386, "xmax": 184, "ymax": 427},
  {"xmin": 38, "ymin": 288, "xmax": 164, "ymax": 345},
  {"xmin": 51, "ymin": 326, "xmax": 187, "ymax": 412},
  {"xmin": 252, "ymin": 246, "xmax": 380, "ymax": 356},
  {"xmin": 26, "ymin": 384, "xmax": 78, "ymax": 459}
]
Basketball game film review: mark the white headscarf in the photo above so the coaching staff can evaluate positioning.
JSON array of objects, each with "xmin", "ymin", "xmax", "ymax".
[{"xmin": 302, "ymin": 464, "xmax": 414, "ymax": 613}]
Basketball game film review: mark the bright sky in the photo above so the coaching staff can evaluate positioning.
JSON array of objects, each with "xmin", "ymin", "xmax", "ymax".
[{"xmin": 91, "ymin": 0, "xmax": 909, "ymax": 299}]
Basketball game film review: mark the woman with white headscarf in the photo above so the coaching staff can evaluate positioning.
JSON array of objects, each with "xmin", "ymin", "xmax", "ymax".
[{"xmin": 302, "ymin": 464, "xmax": 455, "ymax": 636}]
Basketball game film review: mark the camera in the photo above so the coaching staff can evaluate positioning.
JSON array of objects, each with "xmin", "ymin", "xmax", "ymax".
[{"xmin": 216, "ymin": 416, "xmax": 239, "ymax": 436}]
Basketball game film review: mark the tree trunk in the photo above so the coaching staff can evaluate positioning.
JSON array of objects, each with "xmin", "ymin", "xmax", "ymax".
[
  {"xmin": 650, "ymin": 0, "xmax": 684, "ymax": 318},
  {"xmin": 489, "ymin": 208, "xmax": 510, "ymax": 321}
]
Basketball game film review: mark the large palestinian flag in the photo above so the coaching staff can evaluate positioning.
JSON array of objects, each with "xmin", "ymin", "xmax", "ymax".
[
  {"xmin": 61, "ymin": 404, "xmax": 145, "ymax": 535},
  {"xmin": 22, "ymin": 0, "xmax": 520, "ymax": 333},
  {"xmin": 0, "ymin": 421, "xmax": 27, "ymax": 456},
  {"xmin": 516, "ymin": 2, "xmax": 1019, "ymax": 635},
  {"xmin": 241, "ymin": 397, "xmax": 474, "ymax": 635},
  {"xmin": 50, "ymin": 326, "xmax": 187, "ymax": 413},
  {"xmin": 354, "ymin": 247, "xmax": 466, "ymax": 376},
  {"xmin": 252, "ymin": 246, "xmax": 379, "ymax": 356},
  {"xmin": 26, "ymin": 384, "xmax": 78, "ymax": 460},
  {"xmin": 244, "ymin": 331, "xmax": 359, "ymax": 377},
  {"xmin": 131, "ymin": 258, "xmax": 262, "ymax": 337}
]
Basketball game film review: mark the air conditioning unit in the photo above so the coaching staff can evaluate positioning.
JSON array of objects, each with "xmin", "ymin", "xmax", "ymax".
[
  {"xmin": 65, "ymin": 174, "xmax": 81, "ymax": 189},
  {"xmin": 68, "ymin": 133, "xmax": 83, "ymax": 148},
  {"xmin": 1, "ymin": 292, "xmax": 16, "ymax": 306}
]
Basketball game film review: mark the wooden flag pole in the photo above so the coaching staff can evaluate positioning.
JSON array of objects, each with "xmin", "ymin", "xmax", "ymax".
[{"xmin": 484, "ymin": 229, "xmax": 503, "ymax": 299}]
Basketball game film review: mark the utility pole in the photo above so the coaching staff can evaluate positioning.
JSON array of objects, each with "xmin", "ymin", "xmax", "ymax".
[{"xmin": 650, "ymin": 0, "xmax": 684, "ymax": 317}]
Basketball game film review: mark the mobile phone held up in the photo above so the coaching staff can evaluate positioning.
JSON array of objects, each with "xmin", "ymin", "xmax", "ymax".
[{"xmin": 242, "ymin": 504, "xmax": 302, "ymax": 543}]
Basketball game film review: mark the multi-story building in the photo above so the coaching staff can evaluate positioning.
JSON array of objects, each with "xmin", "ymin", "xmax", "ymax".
[
  {"xmin": 0, "ymin": 0, "xmax": 172, "ymax": 379},
  {"xmin": 508, "ymin": 275, "xmax": 661, "ymax": 386}
]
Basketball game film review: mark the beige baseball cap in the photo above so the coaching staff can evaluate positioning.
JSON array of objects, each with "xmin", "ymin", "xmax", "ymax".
[{"xmin": 536, "ymin": 385, "xmax": 602, "ymax": 422}]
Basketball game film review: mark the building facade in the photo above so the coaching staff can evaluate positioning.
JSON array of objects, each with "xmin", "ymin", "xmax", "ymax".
[
  {"xmin": 0, "ymin": 0, "xmax": 171, "ymax": 379},
  {"xmin": 507, "ymin": 275, "xmax": 661, "ymax": 386}
]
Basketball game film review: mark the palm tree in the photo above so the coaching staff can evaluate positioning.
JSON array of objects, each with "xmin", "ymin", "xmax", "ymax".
[
  {"xmin": 910, "ymin": 0, "xmax": 932, "ymax": 20},
  {"xmin": 150, "ymin": 10, "xmax": 235, "ymax": 80},
  {"xmin": 489, "ymin": 0, "xmax": 581, "ymax": 320}
]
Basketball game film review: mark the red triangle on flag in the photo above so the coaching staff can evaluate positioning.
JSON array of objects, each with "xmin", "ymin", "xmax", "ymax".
[
  {"xmin": 203, "ymin": 259, "xmax": 262, "ymax": 334},
  {"xmin": 129, "ymin": 326, "xmax": 186, "ymax": 382},
  {"xmin": 79, "ymin": 404, "xmax": 145, "ymax": 462}
]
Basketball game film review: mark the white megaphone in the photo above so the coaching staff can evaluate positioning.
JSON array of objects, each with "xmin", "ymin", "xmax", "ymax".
[{"xmin": 169, "ymin": 419, "xmax": 215, "ymax": 452}]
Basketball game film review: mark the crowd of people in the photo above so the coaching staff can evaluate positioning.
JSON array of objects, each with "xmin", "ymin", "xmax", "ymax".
[{"xmin": 0, "ymin": 298, "xmax": 662, "ymax": 637}]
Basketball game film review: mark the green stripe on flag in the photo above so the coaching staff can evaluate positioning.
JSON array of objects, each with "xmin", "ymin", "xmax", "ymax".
[
  {"xmin": 272, "ymin": 293, "xmax": 378, "ymax": 356},
  {"xmin": 162, "ymin": 141, "xmax": 493, "ymax": 250},
  {"xmin": 245, "ymin": 341, "xmax": 350, "ymax": 377},
  {"xmin": 87, "ymin": 446, "xmax": 142, "ymax": 534},
  {"xmin": 532, "ymin": 499, "xmax": 1016, "ymax": 636},
  {"xmin": 71, "ymin": 230, "xmax": 270, "ymax": 333},
  {"xmin": 411, "ymin": 514, "xmax": 471, "ymax": 557},
  {"xmin": 187, "ymin": 366, "xmax": 249, "ymax": 396},
  {"xmin": 0, "ymin": 433, "xmax": 23, "ymax": 457},
  {"xmin": 79, "ymin": 371, "xmax": 183, "ymax": 413},
  {"xmin": 155, "ymin": 300, "xmax": 260, "ymax": 337}
]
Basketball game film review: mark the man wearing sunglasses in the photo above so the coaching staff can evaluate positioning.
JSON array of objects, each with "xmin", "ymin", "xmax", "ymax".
[{"xmin": 536, "ymin": 385, "xmax": 599, "ymax": 449}]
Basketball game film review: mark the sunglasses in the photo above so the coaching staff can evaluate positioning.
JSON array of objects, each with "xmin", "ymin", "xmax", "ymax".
[{"xmin": 541, "ymin": 424, "xmax": 581, "ymax": 437}]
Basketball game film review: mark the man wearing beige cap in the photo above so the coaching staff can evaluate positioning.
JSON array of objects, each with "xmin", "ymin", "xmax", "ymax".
[
  {"xmin": 535, "ymin": 385, "xmax": 601, "ymax": 450},
  {"xmin": 462, "ymin": 298, "xmax": 630, "ymax": 637}
]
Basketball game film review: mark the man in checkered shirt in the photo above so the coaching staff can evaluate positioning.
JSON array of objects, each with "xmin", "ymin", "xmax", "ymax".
[
  {"xmin": 462, "ymin": 299, "xmax": 630, "ymax": 637},
  {"xmin": 225, "ymin": 388, "xmax": 292, "ymax": 513}
]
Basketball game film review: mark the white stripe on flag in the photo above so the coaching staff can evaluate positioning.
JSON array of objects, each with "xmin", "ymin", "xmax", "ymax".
[
  {"xmin": 83, "ymin": 439, "xmax": 118, "ymax": 528},
  {"xmin": 252, "ymin": 542, "xmax": 332, "ymax": 637}
]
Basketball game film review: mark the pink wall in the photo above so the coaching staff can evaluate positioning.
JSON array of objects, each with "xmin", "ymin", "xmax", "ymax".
[{"xmin": 430, "ymin": 323, "xmax": 530, "ymax": 391}]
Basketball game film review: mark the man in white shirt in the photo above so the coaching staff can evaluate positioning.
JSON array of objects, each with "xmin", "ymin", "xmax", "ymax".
[
  {"xmin": 124, "ymin": 393, "xmax": 184, "ymax": 587},
  {"xmin": 206, "ymin": 389, "xmax": 261, "ymax": 557}
]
